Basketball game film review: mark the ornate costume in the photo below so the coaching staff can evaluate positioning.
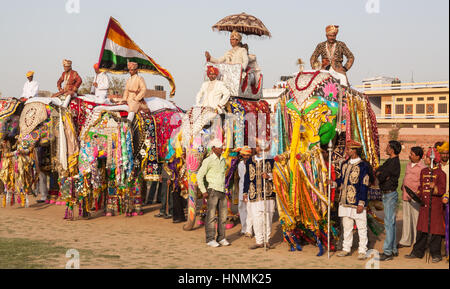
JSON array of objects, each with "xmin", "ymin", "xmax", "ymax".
[
  {"xmin": 336, "ymin": 141, "xmax": 370, "ymax": 256},
  {"xmin": 337, "ymin": 158, "xmax": 370, "ymax": 209},
  {"xmin": 57, "ymin": 61, "xmax": 82, "ymax": 96},
  {"xmin": 243, "ymin": 154, "xmax": 276, "ymax": 247},
  {"xmin": 310, "ymin": 25, "xmax": 354, "ymax": 86}
]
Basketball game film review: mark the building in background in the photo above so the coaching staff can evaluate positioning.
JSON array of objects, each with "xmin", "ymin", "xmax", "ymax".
[
  {"xmin": 146, "ymin": 85, "xmax": 166, "ymax": 99},
  {"xmin": 355, "ymin": 79, "xmax": 449, "ymax": 160}
]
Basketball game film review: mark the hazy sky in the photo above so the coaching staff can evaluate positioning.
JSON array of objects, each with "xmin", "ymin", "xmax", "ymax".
[{"xmin": 0, "ymin": 0, "xmax": 448, "ymax": 109}]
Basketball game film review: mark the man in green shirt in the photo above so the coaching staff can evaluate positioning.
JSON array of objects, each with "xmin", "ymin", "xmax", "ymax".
[{"xmin": 196, "ymin": 138, "xmax": 230, "ymax": 247}]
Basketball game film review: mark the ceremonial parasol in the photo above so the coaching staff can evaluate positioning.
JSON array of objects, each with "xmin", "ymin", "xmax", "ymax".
[{"xmin": 212, "ymin": 12, "xmax": 271, "ymax": 37}]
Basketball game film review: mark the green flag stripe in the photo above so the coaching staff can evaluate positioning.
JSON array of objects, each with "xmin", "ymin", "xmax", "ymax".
[{"xmin": 100, "ymin": 50, "xmax": 158, "ymax": 72}]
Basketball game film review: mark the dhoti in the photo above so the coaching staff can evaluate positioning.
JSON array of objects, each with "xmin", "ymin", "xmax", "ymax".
[{"xmin": 249, "ymin": 199, "xmax": 275, "ymax": 245}]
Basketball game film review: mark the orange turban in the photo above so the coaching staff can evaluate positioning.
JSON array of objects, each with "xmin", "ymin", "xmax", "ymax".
[
  {"xmin": 206, "ymin": 65, "xmax": 219, "ymax": 76},
  {"xmin": 93, "ymin": 63, "xmax": 100, "ymax": 70},
  {"xmin": 238, "ymin": 146, "xmax": 252, "ymax": 156},
  {"xmin": 26, "ymin": 71, "xmax": 34, "ymax": 77},
  {"xmin": 326, "ymin": 25, "xmax": 339, "ymax": 35}
]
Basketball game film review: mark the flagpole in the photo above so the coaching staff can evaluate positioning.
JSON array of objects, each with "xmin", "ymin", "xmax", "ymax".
[{"xmin": 98, "ymin": 17, "xmax": 112, "ymax": 67}]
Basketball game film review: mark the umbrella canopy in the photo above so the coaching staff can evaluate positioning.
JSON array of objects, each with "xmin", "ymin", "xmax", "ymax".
[{"xmin": 212, "ymin": 12, "xmax": 271, "ymax": 38}]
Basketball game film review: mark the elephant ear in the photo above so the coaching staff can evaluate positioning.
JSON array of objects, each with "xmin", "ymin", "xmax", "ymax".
[{"xmin": 319, "ymin": 119, "xmax": 337, "ymax": 145}]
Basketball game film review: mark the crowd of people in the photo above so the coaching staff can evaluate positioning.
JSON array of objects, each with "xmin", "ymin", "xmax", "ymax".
[
  {"xmin": 3, "ymin": 23, "xmax": 448, "ymax": 265},
  {"xmin": 144, "ymin": 136, "xmax": 448, "ymax": 265}
]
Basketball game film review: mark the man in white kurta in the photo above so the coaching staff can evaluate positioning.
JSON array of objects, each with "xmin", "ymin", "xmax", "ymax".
[
  {"xmin": 237, "ymin": 146, "xmax": 253, "ymax": 236},
  {"xmin": 205, "ymin": 30, "xmax": 249, "ymax": 73},
  {"xmin": 195, "ymin": 66, "xmax": 230, "ymax": 114},
  {"xmin": 20, "ymin": 71, "xmax": 39, "ymax": 100},
  {"xmin": 78, "ymin": 63, "xmax": 111, "ymax": 104}
]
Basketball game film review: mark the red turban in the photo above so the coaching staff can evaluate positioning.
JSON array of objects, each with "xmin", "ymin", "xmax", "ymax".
[
  {"xmin": 206, "ymin": 65, "xmax": 219, "ymax": 76},
  {"xmin": 346, "ymin": 139, "xmax": 362, "ymax": 149},
  {"xmin": 426, "ymin": 147, "xmax": 441, "ymax": 163}
]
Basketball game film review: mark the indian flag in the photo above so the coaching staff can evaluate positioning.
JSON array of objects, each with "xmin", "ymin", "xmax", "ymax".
[{"xmin": 98, "ymin": 17, "xmax": 176, "ymax": 97}]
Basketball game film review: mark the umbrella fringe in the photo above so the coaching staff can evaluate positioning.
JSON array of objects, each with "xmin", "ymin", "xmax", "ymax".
[{"xmin": 213, "ymin": 26, "xmax": 271, "ymax": 37}]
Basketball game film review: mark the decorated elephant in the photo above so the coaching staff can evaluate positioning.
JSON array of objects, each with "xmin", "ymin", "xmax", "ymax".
[{"xmin": 271, "ymin": 70, "xmax": 381, "ymax": 255}]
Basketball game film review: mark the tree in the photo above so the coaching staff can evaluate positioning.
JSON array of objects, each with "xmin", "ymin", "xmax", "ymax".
[
  {"xmin": 78, "ymin": 75, "xmax": 126, "ymax": 96},
  {"xmin": 109, "ymin": 76, "xmax": 126, "ymax": 96},
  {"xmin": 78, "ymin": 76, "xmax": 94, "ymax": 95},
  {"xmin": 388, "ymin": 123, "xmax": 403, "ymax": 141}
]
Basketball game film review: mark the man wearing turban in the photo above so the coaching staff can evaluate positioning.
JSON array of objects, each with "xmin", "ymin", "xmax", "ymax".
[
  {"xmin": 437, "ymin": 141, "xmax": 449, "ymax": 261},
  {"xmin": 195, "ymin": 65, "xmax": 231, "ymax": 114},
  {"xmin": 205, "ymin": 30, "xmax": 249, "ymax": 74},
  {"xmin": 236, "ymin": 146, "xmax": 254, "ymax": 237},
  {"xmin": 310, "ymin": 25, "xmax": 354, "ymax": 86},
  {"xmin": 105, "ymin": 62, "xmax": 147, "ymax": 121},
  {"xmin": 336, "ymin": 140, "xmax": 371, "ymax": 260},
  {"xmin": 20, "ymin": 71, "xmax": 39, "ymax": 101},
  {"xmin": 437, "ymin": 142, "xmax": 449, "ymax": 195},
  {"xmin": 77, "ymin": 63, "xmax": 111, "ymax": 104},
  {"xmin": 54, "ymin": 59, "xmax": 82, "ymax": 107},
  {"xmin": 406, "ymin": 147, "xmax": 447, "ymax": 263}
]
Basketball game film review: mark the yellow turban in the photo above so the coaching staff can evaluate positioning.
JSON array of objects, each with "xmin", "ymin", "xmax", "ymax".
[
  {"xmin": 230, "ymin": 30, "xmax": 242, "ymax": 41},
  {"xmin": 63, "ymin": 59, "xmax": 72, "ymax": 66},
  {"xmin": 326, "ymin": 25, "xmax": 339, "ymax": 35},
  {"xmin": 26, "ymin": 71, "xmax": 34, "ymax": 77},
  {"xmin": 437, "ymin": 142, "xmax": 449, "ymax": 153}
]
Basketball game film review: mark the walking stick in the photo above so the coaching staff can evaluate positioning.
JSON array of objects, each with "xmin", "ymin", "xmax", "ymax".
[{"xmin": 327, "ymin": 140, "xmax": 333, "ymax": 259}]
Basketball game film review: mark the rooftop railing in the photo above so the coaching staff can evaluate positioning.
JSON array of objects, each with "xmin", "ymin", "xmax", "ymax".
[{"xmin": 354, "ymin": 81, "xmax": 449, "ymax": 92}]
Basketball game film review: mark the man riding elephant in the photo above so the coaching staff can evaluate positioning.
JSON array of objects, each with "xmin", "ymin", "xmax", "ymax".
[
  {"xmin": 205, "ymin": 30, "xmax": 249, "ymax": 78},
  {"xmin": 310, "ymin": 25, "xmax": 354, "ymax": 86}
]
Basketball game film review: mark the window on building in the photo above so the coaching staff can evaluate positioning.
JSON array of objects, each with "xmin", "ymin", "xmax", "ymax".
[
  {"xmin": 385, "ymin": 104, "xmax": 392, "ymax": 115},
  {"xmin": 427, "ymin": 97, "xmax": 434, "ymax": 101},
  {"xmin": 406, "ymin": 98, "xmax": 413, "ymax": 101},
  {"xmin": 439, "ymin": 96, "xmax": 447, "ymax": 101},
  {"xmin": 438, "ymin": 103, "xmax": 448, "ymax": 114},
  {"xmin": 426, "ymin": 104, "xmax": 434, "ymax": 114},
  {"xmin": 416, "ymin": 104, "xmax": 425, "ymax": 114},
  {"xmin": 417, "ymin": 97, "xmax": 424, "ymax": 101},
  {"xmin": 405, "ymin": 104, "xmax": 413, "ymax": 114},
  {"xmin": 397, "ymin": 98, "xmax": 403, "ymax": 102},
  {"xmin": 395, "ymin": 104, "xmax": 404, "ymax": 114}
]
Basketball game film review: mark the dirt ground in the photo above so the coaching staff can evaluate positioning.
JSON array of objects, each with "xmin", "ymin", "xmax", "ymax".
[{"xmin": 0, "ymin": 196, "xmax": 447, "ymax": 269}]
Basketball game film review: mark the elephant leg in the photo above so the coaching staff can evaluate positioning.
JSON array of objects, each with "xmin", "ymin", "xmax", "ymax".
[{"xmin": 183, "ymin": 172, "xmax": 198, "ymax": 231}]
